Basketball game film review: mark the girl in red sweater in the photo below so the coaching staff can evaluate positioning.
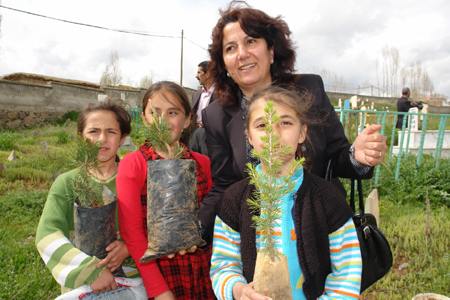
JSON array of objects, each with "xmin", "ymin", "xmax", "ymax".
[{"xmin": 117, "ymin": 81, "xmax": 215, "ymax": 300}]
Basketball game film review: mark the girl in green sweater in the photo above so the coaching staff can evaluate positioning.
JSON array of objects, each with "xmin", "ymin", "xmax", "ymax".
[{"xmin": 36, "ymin": 100, "xmax": 145, "ymax": 299}]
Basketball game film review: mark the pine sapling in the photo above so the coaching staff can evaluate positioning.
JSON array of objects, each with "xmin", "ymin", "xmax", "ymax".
[
  {"xmin": 70, "ymin": 136, "xmax": 103, "ymax": 208},
  {"xmin": 246, "ymin": 101, "xmax": 304, "ymax": 262},
  {"xmin": 144, "ymin": 102, "xmax": 185, "ymax": 159}
]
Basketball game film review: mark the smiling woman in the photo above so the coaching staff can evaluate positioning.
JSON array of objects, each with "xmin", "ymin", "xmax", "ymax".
[{"xmin": 221, "ymin": 22, "xmax": 274, "ymax": 97}]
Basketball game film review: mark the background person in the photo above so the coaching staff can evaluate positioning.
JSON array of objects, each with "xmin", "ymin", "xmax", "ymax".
[
  {"xmin": 188, "ymin": 61, "xmax": 217, "ymax": 155},
  {"xmin": 200, "ymin": 1, "xmax": 388, "ymax": 240},
  {"xmin": 396, "ymin": 87, "xmax": 422, "ymax": 129}
]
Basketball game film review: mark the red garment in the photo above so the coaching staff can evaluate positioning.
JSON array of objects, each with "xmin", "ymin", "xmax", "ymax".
[{"xmin": 117, "ymin": 143, "xmax": 215, "ymax": 299}]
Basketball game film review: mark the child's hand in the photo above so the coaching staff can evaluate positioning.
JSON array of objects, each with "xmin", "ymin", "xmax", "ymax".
[
  {"xmin": 166, "ymin": 245, "xmax": 197, "ymax": 258},
  {"xmin": 90, "ymin": 268, "xmax": 117, "ymax": 295},
  {"xmin": 233, "ymin": 282, "xmax": 272, "ymax": 300},
  {"xmin": 96, "ymin": 240, "xmax": 130, "ymax": 272}
]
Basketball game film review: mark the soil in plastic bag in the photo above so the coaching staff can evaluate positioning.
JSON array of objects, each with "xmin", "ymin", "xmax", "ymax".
[
  {"xmin": 74, "ymin": 199, "xmax": 125, "ymax": 277},
  {"xmin": 140, "ymin": 159, "xmax": 206, "ymax": 263},
  {"xmin": 253, "ymin": 252, "xmax": 293, "ymax": 300}
]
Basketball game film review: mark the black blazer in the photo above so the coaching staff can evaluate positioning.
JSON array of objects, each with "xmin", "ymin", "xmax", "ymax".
[{"xmin": 200, "ymin": 74, "xmax": 371, "ymax": 238}]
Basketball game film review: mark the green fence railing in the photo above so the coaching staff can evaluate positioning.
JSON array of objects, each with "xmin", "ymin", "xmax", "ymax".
[
  {"xmin": 127, "ymin": 108, "xmax": 144, "ymax": 135},
  {"xmin": 336, "ymin": 109, "xmax": 450, "ymax": 184}
]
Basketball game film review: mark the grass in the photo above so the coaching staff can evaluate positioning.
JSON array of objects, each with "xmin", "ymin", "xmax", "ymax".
[
  {"xmin": 0, "ymin": 189, "xmax": 60, "ymax": 299},
  {"xmin": 1, "ymin": 121, "xmax": 449, "ymax": 299},
  {"xmin": 361, "ymin": 202, "xmax": 450, "ymax": 299}
]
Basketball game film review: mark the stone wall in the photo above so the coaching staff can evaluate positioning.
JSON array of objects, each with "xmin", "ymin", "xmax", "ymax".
[
  {"xmin": 0, "ymin": 77, "xmax": 197, "ymax": 128},
  {"xmin": 326, "ymin": 91, "xmax": 398, "ymax": 106},
  {"xmin": 0, "ymin": 109, "xmax": 65, "ymax": 129}
]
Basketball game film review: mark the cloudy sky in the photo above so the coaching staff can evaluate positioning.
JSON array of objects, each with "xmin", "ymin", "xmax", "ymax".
[{"xmin": 1, "ymin": 0, "xmax": 449, "ymax": 98}]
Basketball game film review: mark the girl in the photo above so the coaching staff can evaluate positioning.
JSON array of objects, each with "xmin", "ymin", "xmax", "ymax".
[
  {"xmin": 116, "ymin": 81, "xmax": 215, "ymax": 300},
  {"xmin": 36, "ymin": 100, "xmax": 146, "ymax": 299},
  {"xmin": 210, "ymin": 87, "xmax": 363, "ymax": 300}
]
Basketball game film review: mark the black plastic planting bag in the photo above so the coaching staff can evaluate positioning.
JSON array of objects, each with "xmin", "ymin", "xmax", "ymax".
[
  {"xmin": 140, "ymin": 159, "xmax": 206, "ymax": 262},
  {"xmin": 74, "ymin": 199, "xmax": 125, "ymax": 277}
]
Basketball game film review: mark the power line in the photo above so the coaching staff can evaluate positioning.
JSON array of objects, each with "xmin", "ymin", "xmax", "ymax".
[
  {"xmin": 0, "ymin": 5, "xmax": 177, "ymax": 39},
  {"xmin": 184, "ymin": 36, "xmax": 208, "ymax": 52},
  {"xmin": 1, "ymin": 5, "xmax": 209, "ymax": 51}
]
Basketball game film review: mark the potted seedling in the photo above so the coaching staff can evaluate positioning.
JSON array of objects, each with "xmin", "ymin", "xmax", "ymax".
[
  {"xmin": 71, "ymin": 136, "xmax": 125, "ymax": 277},
  {"xmin": 139, "ymin": 104, "xmax": 205, "ymax": 263},
  {"xmin": 246, "ymin": 101, "xmax": 304, "ymax": 300}
]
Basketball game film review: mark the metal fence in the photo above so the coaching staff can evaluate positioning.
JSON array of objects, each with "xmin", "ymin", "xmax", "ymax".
[
  {"xmin": 336, "ymin": 109, "xmax": 450, "ymax": 185},
  {"xmin": 128, "ymin": 108, "xmax": 144, "ymax": 135}
]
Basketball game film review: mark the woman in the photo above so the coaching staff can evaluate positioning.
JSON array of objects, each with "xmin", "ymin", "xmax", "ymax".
[{"xmin": 199, "ymin": 2, "xmax": 387, "ymax": 239}]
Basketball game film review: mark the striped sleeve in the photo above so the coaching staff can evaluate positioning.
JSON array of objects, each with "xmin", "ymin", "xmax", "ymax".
[
  {"xmin": 36, "ymin": 230, "xmax": 102, "ymax": 288},
  {"xmin": 35, "ymin": 170, "xmax": 104, "ymax": 289},
  {"xmin": 321, "ymin": 218, "xmax": 362, "ymax": 300},
  {"xmin": 210, "ymin": 216, "xmax": 247, "ymax": 300}
]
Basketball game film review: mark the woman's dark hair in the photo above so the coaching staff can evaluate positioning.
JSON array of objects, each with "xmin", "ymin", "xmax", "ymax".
[
  {"xmin": 246, "ymin": 86, "xmax": 315, "ymax": 168},
  {"xmin": 77, "ymin": 98, "xmax": 131, "ymax": 137},
  {"xmin": 142, "ymin": 81, "xmax": 194, "ymax": 144},
  {"xmin": 209, "ymin": 1, "xmax": 298, "ymax": 107}
]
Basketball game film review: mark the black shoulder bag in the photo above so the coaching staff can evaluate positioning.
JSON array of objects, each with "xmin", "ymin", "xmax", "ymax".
[{"xmin": 326, "ymin": 159, "xmax": 393, "ymax": 292}]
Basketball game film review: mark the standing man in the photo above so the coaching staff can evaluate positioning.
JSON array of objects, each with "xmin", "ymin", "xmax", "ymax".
[
  {"xmin": 188, "ymin": 61, "xmax": 217, "ymax": 155},
  {"xmin": 396, "ymin": 87, "xmax": 420, "ymax": 129}
]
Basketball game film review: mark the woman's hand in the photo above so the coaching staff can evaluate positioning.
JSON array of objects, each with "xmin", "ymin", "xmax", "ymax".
[
  {"xmin": 166, "ymin": 246, "xmax": 197, "ymax": 258},
  {"xmin": 353, "ymin": 124, "xmax": 387, "ymax": 167},
  {"xmin": 90, "ymin": 268, "xmax": 117, "ymax": 295},
  {"xmin": 155, "ymin": 289, "xmax": 176, "ymax": 300},
  {"xmin": 232, "ymin": 282, "xmax": 272, "ymax": 300},
  {"xmin": 96, "ymin": 240, "xmax": 130, "ymax": 272}
]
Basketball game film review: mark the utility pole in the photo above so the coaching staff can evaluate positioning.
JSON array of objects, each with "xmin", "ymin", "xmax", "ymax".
[{"xmin": 180, "ymin": 29, "xmax": 184, "ymax": 86}]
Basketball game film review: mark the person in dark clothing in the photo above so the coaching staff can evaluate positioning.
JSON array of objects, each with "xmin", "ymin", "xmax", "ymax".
[{"xmin": 396, "ymin": 87, "xmax": 421, "ymax": 128}]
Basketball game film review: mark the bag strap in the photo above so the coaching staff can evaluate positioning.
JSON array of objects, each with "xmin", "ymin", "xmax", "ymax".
[
  {"xmin": 325, "ymin": 157, "xmax": 364, "ymax": 215},
  {"xmin": 350, "ymin": 178, "xmax": 365, "ymax": 216}
]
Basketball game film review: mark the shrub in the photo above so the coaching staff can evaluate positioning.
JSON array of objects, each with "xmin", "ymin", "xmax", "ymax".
[
  {"xmin": 56, "ymin": 130, "xmax": 70, "ymax": 144},
  {"xmin": 0, "ymin": 132, "xmax": 21, "ymax": 151},
  {"xmin": 0, "ymin": 167, "xmax": 52, "ymax": 182},
  {"xmin": 60, "ymin": 110, "xmax": 80, "ymax": 123}
]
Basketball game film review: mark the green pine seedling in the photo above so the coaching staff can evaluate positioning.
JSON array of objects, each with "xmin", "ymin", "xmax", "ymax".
[
  {"xmin": 70, "ymin": 136, "xmax": 103, "ymax": 208},
  {"xmin": 144, "ymin": 102, "xmax": 185, "ymax": 159},
  {"xmin": 246, "ymin": 101, "xmax": 305, "ymax": 262}
]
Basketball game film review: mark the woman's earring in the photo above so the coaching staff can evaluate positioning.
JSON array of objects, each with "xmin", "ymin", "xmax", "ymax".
[
  {"xmin": 227, "ymin": 72, "xmax": 231, "ymax": 77},
  {"xmin": 271, "ymin": 59, "xmax": 274, "ymax": 64}
]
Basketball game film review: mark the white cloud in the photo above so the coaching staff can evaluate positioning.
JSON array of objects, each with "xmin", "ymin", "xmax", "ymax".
[{"xmin": 1, "ymin": 0, "xmax": 449, "ymax": 97}]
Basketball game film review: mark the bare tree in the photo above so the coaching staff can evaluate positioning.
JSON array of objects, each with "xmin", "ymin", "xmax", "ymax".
[
  {"xmin": 381, "ymin": 45, "xmax": 389, "ymax": 96},
  {"xmin": 390, "ymin": 47, "xmax": 399, "ymax": 97},
  {"xmin": 99, "ymin": 50, "xmax": 122, "ymax": 86},
  {"xmin": 400, "ymin": 60, "xmax": 437, "ymax": 102},
  {"xmin": 139, "ymin": 75, "xmax": 153, "ymax": 88},
  {"xmin": 400, "ymin": 68, "xmax": 408, "ymax": 89},
  {"xmin": 375, "ymin": 59, "xmax": 380, "ymax": 96},
  {"xmin": 378, "ymin": 45, "xmax": 400, "ymax": 96}
]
